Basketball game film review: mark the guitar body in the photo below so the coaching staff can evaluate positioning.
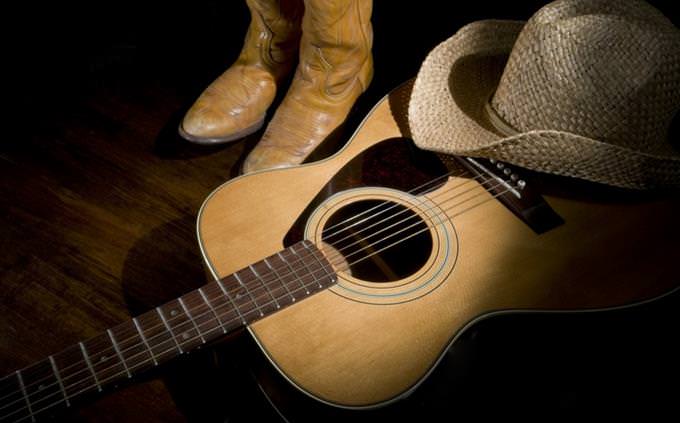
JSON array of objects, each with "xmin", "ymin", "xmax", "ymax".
[{"xmin": 197, "ymin": 82, "xmax": 680, "ymax": 413}]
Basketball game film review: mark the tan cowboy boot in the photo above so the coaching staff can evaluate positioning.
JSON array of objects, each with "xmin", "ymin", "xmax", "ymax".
[
  {"xmin": 242, "ymin": 0, "xmax": 373, "ymax": 172},
  {"xmin": 180, "ymin": 0, "xmax": 303, "ymax": 144}
]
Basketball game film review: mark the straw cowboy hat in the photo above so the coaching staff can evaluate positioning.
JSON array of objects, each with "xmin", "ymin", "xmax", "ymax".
[{"xmin": 408, "ymin": 0, "xmax": 680, "ymax": 189}]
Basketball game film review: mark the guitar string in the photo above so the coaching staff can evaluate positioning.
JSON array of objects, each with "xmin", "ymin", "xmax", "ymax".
[
  {"xmin": 2, "ymin": 180, "xmax": 515, "ymax": 422},
  {"xmin": 321, "ymin": 175, "xmax": 497, "ymax": 252},
  {"xmin": 317, "ymin": 170, "xmax": 511, "ymax": 270},
  {"xmin": 320, "ymin": 157, "xmax": 513, "ymax": 241},
  {"xmin": 320, "ymin": 167, "xmax": 476, "ymax": 239},
  {"xmin": 0, "ymin": 171, "xmax": 508, "ymax": 412},
  {"xmin": 0, "ymin": 174, "xmax": 507, "ymax": 420},
  {"xmin": 3, "ymin": 179, "xmax": 516, "ymax": 423},
  {"xmin": 0, "ymin": 169, "xmax": 499, "ymax": 402},
  {"xmin": 319, "ymin": 171, "xmax": 513, "ymax": 269},
  {"xmin": 336, "ymin": 182, "xmax": 513, "ymax": 268},
  {"xmin": 0, "ymin": 174, "xmax": 513, "ymax": 418},
  {"xmin": 2, "ymin": 181, "xmax": 512, "ymax": 422},
  {"xmin": 324, "ymin": 176, "xmax": 513, "ymax": 269},
  {"xmin": 0, "ymin": 244, "xmax": 327, "ymax": 404},
  {"xmin": 0, "ymin": 240, "xmax": 342, "ymax": 415},
  {"xmin": 4, "ymin": 170, "xmax": 505, "ymax": 405},
  {"xmin": 320, "ymin": 167, "xmax": 464, "ymax": 236},
  {"xmin": 0, "ymin": 262, "xmax": 334, "ymax": 422}
]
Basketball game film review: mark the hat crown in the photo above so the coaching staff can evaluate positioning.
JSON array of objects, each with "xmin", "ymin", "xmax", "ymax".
[{"xmin": 490, "ymin": 0, "xmax": 680, "ymax": 154}]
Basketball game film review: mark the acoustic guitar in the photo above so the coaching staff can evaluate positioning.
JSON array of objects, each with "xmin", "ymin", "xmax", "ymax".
[{"xmin": 1, "ymin": 81, "xmax": 678, "ymax": 422}]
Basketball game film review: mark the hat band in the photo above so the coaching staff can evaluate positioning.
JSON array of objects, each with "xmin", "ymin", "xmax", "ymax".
[{"xmin": 484, "ymin": 100, "xmax": 519, "ymax": 137}]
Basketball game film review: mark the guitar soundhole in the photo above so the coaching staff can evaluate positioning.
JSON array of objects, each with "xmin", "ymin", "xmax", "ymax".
[{"xmin": 322, "ymin": 200, "xmax": 432, "ymax": 283}]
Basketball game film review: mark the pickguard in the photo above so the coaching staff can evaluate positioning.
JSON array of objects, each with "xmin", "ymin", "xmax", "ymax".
[
  {"xmin": 282, "ymin": 138, "xmax": 460, "ymax": 304},
  {"xmin": 283, "ymin": 137, "xmax": 449, "ymax": 247}
]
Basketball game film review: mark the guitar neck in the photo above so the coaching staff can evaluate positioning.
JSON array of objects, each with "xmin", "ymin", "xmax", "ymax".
[{"xmin": 0, "ymin": 240, "xmax": 336, "ymax": 422}]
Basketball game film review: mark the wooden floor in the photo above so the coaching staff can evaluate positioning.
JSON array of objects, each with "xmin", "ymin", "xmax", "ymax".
[
  {"xmin": 2, "ymin": 1, "xmax": 678, "ymax": 422},
  {"xmin": 1, "ymin": 40, "xmax": 258, "ymax": 423}
]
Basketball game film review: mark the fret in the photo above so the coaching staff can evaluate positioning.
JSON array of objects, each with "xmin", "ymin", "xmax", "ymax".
[
  {"xmin": 183, "ymin": 290, "xmax": 223, "ymax": 339},
  {"xmin": 234, "ymin": 272, "xmax": 265, "ymax": 317},
  {"xmin": 277, "ymin": 251, "xmax": 310, "ymax": 295},
  {"xmin": 178, "ymin": 297, "xmax": 205, "ymax": 343},
  {"xmin": 107, "ymin": 329, "xmax": 131, "ymax": 378},
  {"xmin": 48, "ymin": 356, "xmax": 69, "ymax": 407},
  {"xmin": 253, "ymin": 261, "xmax": 291, "ymax": 305},
  {"xmin": 11, "ymin": 370, "xmax": 35, "ymax": 422},
  {"xmin": 289, "ymin": 243, "xmax": 321, "ymax": 291},
  {"xmin": 198, "ymin": 287, "xmax": 227, "ymax": 334},
  {"xmin": 294, "ymin": 244, "xmax": 317, "ymax": 292},
  {"xmin": 202, "ymin": 282, "xmax": 242, "ymax": 330},
  {"xmin": 248, "ymin": 264, "xmax": 280, "ymax": 310},
  {"xmin": 226, "ymin": 277, "xmax": 262, "ymax": 321},
  {"xmin": 271, "ymin": 253, "xmax": 303, "ymax": 301},
  {"xmin": 154, "ymin": 308, "xmax": 184, "ymax": 354},
  {"xmin": 81, "ymin": 333, "xmax": 126, "ymax": 388},
  {"xmin": 135, "ymin": 311, "xmax": 181, "ymax": 363},
  {"xmin": 264, "ymin": 257, "xmax": 296, "ymax": 303},
  {"xmin": 157, "ymin": 301, "xmax": 201, "ymax": 352},
  {"xmin": 111, "ymin": 320, "xmax": 154, "ymax": 373},
  {"xmin": 14, "ymin": 359, "xmax": 63, "ymax": 419},
  {"xmin": 318, "ymin": 249, "xmax": 337, "ymax": 282},
  {"xmin": 131, "ymin": 318, "xmax": 158, "ymax": 366},
  {"xmin": 301, "ymin": 240, "xmax": 337, "ymax": 287},
  {"xmin": 217, "ymin": 279, "xmax": 247, "ymax": 325},
  {"xmin": 51, "ymin": 346, "xmax": 97, "ymax": 400},
  {"xmin": 206, "ymin": 281, "xmax": 246, "ymax": 330},
  {"xmin": 0, "ymin": 243, "xmax": 340, "ymax": 423},
  {"xmin": 78, "ymin": 343, "xmax": 101, "ymax": 392},
  {"xmin": 243, "ymin": 263, "xmax": 285, "ymax": 317},
  {"xmin": 220, "ymin": 275, "xmax": 259, "ymax": 321}
]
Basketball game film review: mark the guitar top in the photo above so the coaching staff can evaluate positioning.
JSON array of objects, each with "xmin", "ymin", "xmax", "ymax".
[{"xmin": 197, "ymin": 81, "xmax": 680, "ymax": 408}]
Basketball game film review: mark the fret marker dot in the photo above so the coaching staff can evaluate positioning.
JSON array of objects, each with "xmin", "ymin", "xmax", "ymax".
[
  {"xmin": 100, "ymin": 355, "xmax": 107, "ymax": 362},
  {"xmin": 38, "ymin": 384, "xmax": 45, "ymax": 391},
  {"xmin": 182, "ymin": 332, "xmax": 190, "ymax": 340},
  {"xmin": 170, "ymin": 310, "xmax": 178, "ymax": 317}
]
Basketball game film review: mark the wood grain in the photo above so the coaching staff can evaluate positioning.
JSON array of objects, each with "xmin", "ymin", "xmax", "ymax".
[{"xmin": 0, "ymin": 52, "xmax": 261, "ymax": 422}]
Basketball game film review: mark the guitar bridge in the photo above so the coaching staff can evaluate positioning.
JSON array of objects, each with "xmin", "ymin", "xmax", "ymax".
[{"xmin": 438, "ymin": 154, "xmax": 564, "ymax": 234}]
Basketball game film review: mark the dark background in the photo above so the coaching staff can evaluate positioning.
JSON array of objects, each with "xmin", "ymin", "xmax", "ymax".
[
  {"xmin": 2, "ymin": 1, "xmax": 679, "ymax": 422},
  {"xmin": 7, "ymin": 0, "xmax": 679, "ymax": 135}
]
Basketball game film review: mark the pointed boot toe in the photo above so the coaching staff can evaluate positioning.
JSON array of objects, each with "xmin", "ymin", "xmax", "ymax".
[
  {"xmin": 180, "ymin": 65, "xmax": 278, "ymax": 144},
  {"xmin": 179, "ymin": 0, "xmax": 303, "ymax": 144}
]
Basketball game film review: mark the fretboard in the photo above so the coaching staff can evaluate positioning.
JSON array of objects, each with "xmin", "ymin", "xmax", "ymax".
[{"xmin": 0, "ymin": 240, "xmax": 336, "ymax": 423}]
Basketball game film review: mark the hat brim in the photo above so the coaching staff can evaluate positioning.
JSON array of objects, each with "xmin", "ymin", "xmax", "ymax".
[
  {"xmin": 409, "ymin": 20, "xmax": 680, "ymax": 189},
  {"xmin": 409, "ymin": 20, "xmax": 525, "ymax": 156}
]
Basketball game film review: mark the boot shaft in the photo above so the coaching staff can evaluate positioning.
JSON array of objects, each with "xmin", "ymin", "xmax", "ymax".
[
  {"xmin": 299, "ymin": 0, "xmax": 373, "ymax": 97},
  {"xmin": 239, "ymin": 0, "xmax": 304, "ymax": 74}
]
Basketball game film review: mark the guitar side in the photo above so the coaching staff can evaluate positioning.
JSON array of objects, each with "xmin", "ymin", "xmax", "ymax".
[{"xmin": 196, "ymin": 82, "xmax": 680, "ymax": 408}]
